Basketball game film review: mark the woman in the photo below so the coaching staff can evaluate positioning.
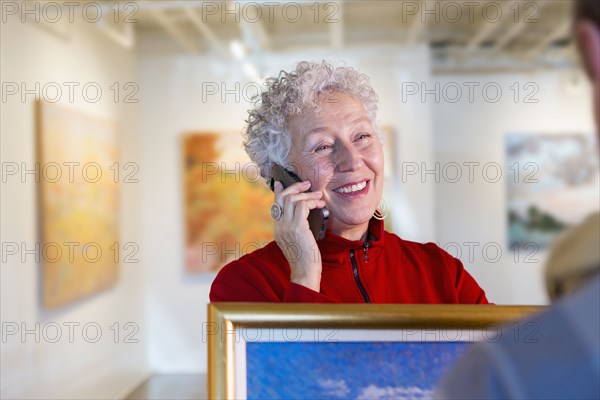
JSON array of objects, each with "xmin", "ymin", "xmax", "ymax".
[{"xmin": 210, "ymin": 61, "xmax": 488, "ymax": 304}]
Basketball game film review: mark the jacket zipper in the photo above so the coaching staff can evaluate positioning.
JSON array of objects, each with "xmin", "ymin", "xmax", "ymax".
[{"xmin": 350, "ymin": 249, "xmax": 371, "ymax": 303}]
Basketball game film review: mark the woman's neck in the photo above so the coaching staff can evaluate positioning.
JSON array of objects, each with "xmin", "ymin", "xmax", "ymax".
[{"xmin": 329, "ymin": 220, "xmax": 369, "ymax": 242}]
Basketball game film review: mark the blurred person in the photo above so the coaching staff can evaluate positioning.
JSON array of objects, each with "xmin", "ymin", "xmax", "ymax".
[
  {"xmin": 436, "ymin": 1, "xmax": 600, "ymax": 398},
  {"xmin": 210, "ymin": 61, "xmax": 489, "ymax": 303}
]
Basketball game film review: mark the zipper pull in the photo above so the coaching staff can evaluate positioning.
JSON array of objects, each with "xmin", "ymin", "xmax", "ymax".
[{"xmin": 363, "ymin": 241, "xmax": 369, "ymax": 263}]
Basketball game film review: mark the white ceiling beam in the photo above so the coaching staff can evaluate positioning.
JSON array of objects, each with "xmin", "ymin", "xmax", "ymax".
[
  {"xmin": 183, "ymin": 8, "xmax": 229, "ymax": 58},
  {"xmin": 218, "ymin": 0, "xmax": 266, "ymax": 58},
  {"xmin": 495, "ymin": 0, "xmax": 548, "ymax": 50},
  {"xmin": 231, "ymin": 0, "xmax": 272, "ymax": 54},
  {"xmin": 136, "ymin": 1, "xmax": 334, "ymax": 11},
  {"xmin": 148, "ymin": 9, "xmax": 198, "ymax": 53},
  {"xmin": 96, "ymin": 13, "xmax": 135, "ymax": 49},
  {"xmin": 524, "ymin": 18, "xmax": 571, "ymax": 59},
  {"xmin": 98, "ymin": 23, "xmax": 135, "ymax": 49},
  {"xmin": 136, "ymin": 1, "xmax": 205, "ymax": 11},
  {"xmin": 404, "ymin": 0, "xmax": 425, "ymax": 45},
  {"xmin": 464, "ymin": 0, "xmax": 516, "ymax": 53},
  {"xmin": 239, "ymin": 19, "xmax": 271, "ymax": 55},
  {"xmin": 329, "ymin": 1, "xmax": 344, "ymax": 49},
  {"xmin": 251, "ymin": 20, "xmax": 271, "ymax": 50}
]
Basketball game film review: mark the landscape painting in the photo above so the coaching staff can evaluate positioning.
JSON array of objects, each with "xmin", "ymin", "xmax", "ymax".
[
  {"xmin": 37, "ymin": 101, "xmax": 119, "ymax": 308},
  {"xmin": 182, "ymin": 132, "xmax": 274, "ymax": 273},
  {"xmin": 246, "ymin": 341, "xmax": 469, "ymax": 399},
  {"xmin": 506, "ymin": 133, "xmax": 599, "ymax": 249}
]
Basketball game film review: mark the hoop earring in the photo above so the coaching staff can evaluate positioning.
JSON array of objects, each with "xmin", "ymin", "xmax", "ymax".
[
  {"xmin": 373, "ymin": 209, "xmax": 386, "ymax": 220},
  {"xmin": 373, "ymin": 200, "xmax": 388, "ymax": 221}
]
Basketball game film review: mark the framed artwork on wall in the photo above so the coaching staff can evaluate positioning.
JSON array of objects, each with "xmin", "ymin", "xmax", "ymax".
[
  {"xmin": 36, "ymin": 101, "xmax": 119, "ymax": 308},
  {"xmin": 505, "ymin": 133, "xmax": 599, "ymax": 249},
  {"xmin": 207, "ymin": 303, "xmax": 541, "ymax": 399},
  {"xmin": 182, "ymin": 132, "xmax": 274, "ymax": 273}
]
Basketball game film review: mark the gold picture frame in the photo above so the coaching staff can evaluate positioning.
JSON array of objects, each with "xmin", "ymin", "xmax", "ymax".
[{"xmin": 207, "ymin": 303, "xmax": 542, "ymax": 399}]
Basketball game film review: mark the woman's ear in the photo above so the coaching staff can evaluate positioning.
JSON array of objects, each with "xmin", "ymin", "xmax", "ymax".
[{"xmin": 575, "ymin": 21, "xmax": 600, "ymax": 82}]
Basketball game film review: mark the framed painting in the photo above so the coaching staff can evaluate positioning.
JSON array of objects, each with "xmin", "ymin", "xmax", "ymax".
[
  {"xmin": 505, "ymin": 133, "xmax": 599, "ymax": 249},
  {"xmin": 182, "ymin": 132, "xmax": 274, "ymax": 273},
  {"xmin": 36, "ymin": 101, "xmax": 119, "ymax": 308},
  {"xmin": 207, "ymin": 304, "xmax": 542, "ymax": 399}
]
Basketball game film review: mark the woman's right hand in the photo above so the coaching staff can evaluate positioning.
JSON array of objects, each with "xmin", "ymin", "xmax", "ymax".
[{"xmin": 273, "ymin": 180, "xmax": 326, "ymax": 292}]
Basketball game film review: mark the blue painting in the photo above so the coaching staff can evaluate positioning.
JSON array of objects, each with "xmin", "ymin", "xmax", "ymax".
[{"xmin": 246, "ymin": 341, "xmax": 470, "ymax": 399}]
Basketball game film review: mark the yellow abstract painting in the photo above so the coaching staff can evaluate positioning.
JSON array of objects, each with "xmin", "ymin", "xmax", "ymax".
[
  {"xmin": 37, "ymin": 102, "xmax": 119, "ymax": 308},
  {"xmin": 183, "ymin": 132, "xmax": 274, "ymax": 273}
]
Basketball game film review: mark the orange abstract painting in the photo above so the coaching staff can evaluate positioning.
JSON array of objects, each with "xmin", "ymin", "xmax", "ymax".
[
  {"xmin": 183, "ymin": 132, "xmax": 274, "ymax": 273},
  {"xmin": 37, "ymin": 102, "xmax": 119, "ymax": 308}
]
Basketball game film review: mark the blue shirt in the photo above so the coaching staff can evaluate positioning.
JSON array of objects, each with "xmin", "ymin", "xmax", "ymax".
[{"xmin": 437, "ymin": 275, "xmax": 600, "ymax": 400}]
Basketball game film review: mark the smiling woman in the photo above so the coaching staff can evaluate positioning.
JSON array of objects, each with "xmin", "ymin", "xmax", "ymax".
[{"xmin": 209, "ymin": 61, "xmax": 489, "ymax": 304}]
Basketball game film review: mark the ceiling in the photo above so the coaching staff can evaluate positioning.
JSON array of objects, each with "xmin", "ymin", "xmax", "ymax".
[{"xmin": 80, "ymin": 1, "xmax": 580, "ymax": 73}]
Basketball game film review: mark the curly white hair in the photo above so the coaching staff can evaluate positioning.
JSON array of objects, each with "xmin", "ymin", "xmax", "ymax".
[{"xmin": 243, "ymin": 61, "xmax": 379, "ymax": 184}]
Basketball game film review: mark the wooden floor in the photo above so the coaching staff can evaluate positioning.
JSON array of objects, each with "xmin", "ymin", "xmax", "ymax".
[{"xmin": 125, "ymin": 374, "xmax": 206, "ymax": 400}]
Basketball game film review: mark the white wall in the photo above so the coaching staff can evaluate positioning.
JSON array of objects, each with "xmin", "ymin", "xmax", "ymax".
[
  {"xmin": 0, "ymin": 18, "xmax": 148, "ymax": 399},
  {"xmin": 432, "ymin": 71, "xmax": 596, "ymax": 305},
  {"xmin": 139, "ymin": 45, "xmax": 435, "ymax": 373}
]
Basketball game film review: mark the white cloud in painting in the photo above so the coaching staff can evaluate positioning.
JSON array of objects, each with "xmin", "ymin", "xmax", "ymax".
[
  {"xmin": 356, "ymin": 385, "xmax": 433, "ymax": 400},
  {"xmin": 318, "ymin": 379, "xmax": 351, "ymax": 398}
]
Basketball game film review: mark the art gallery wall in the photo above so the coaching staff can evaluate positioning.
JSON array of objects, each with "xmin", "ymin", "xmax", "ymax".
[
  {"xmin": 432, "ymin": 71, "xmax": 596, "ymax": 305},
  {"xmin": 0, "ymin": 19, "xmax": 148, "ymax": 399},
  {"xmin": 138, "ymin": 45, "xmax": 435, "ymax": 373}
]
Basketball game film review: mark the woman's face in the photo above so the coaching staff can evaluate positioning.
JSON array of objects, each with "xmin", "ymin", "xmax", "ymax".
[{"xmin": 287, "ymin": 92, "xmax": 384, "ymax": 236}]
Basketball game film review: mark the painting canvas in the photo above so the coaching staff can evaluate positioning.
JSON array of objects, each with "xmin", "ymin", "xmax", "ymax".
[
  {"xmin": 37, "ymin": 102, "xmax": 119, "ymax": 308},
  {"xmin": 183, "ymin": 132, "xmax": 274, "ymax": 273},
  {"xmin": 506, "ymin": 133, "xmax": 599, "ymax": 249},
  {"xmin": 246, "ymin": 341, "xmax": 468, "ymax": 399}
]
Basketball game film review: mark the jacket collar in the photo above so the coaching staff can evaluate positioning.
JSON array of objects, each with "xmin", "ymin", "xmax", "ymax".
[{"xmin": 317, "ymin": 218, "xmax": 385, "ymax": 264}]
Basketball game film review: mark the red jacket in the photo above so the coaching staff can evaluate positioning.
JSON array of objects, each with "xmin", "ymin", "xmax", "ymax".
[{"xmin": 210, "ymin": 218, "xmax": 489, "ymax": 304}]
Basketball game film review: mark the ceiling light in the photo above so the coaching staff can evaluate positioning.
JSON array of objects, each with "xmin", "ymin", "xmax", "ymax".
[{"xmin": 230, "ymin": 40, "xmax": 245, "ymax": 59}]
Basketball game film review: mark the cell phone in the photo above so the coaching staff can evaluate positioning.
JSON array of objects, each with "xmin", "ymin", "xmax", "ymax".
[{"xmin": 270, "ymin": 163, "xmax": 329, "ymax": 241}]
